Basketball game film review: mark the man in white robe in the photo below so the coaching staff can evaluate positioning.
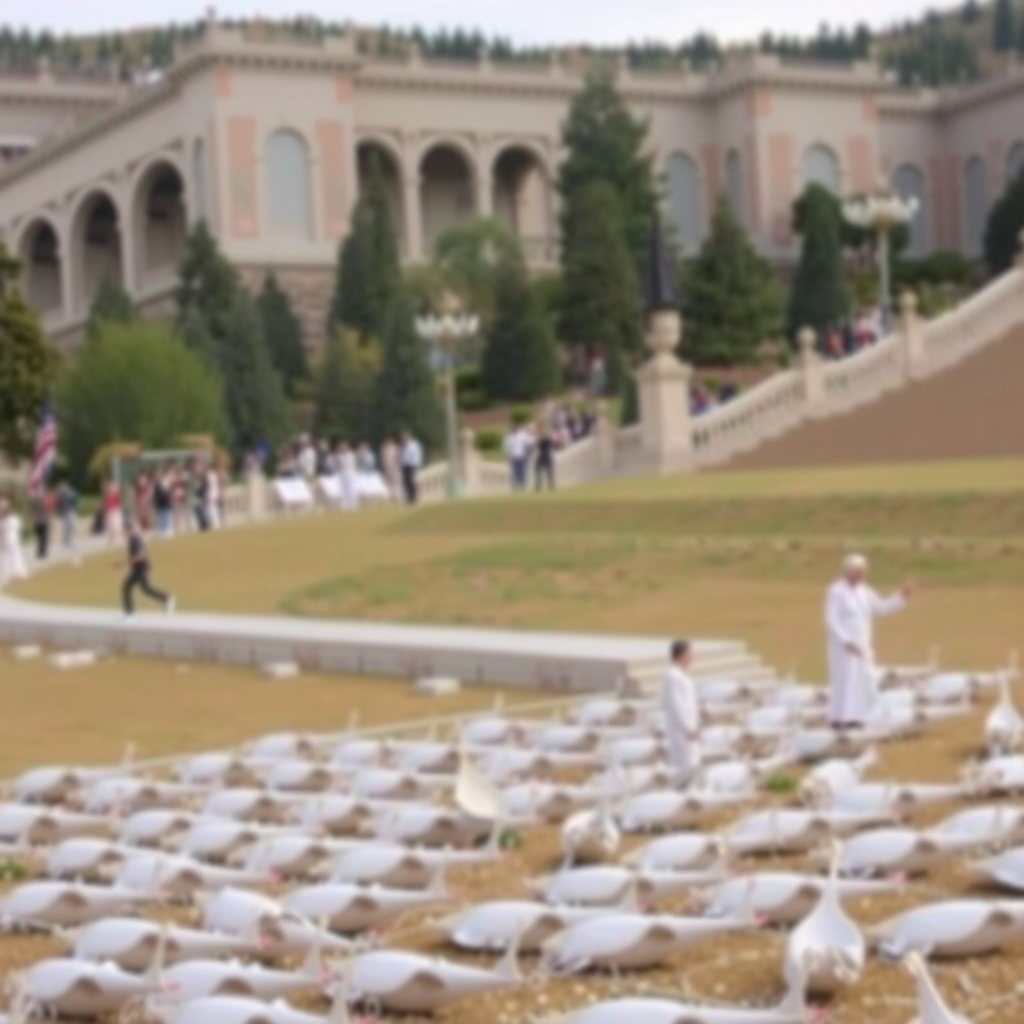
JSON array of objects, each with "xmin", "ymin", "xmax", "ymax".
[
  {"xmin": 660, "ymin": 639, "xmax": 701, "ymax": 785},
  {"xmin": 825, "ymin": 553, "xmax": 912, "ymax": 729}
]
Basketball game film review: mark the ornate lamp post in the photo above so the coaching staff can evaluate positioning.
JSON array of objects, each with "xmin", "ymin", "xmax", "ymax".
[
  {"xmin": 415, "ymin": 296, "xmax": 479, "ymax": 499},
  {"xmin": 842, "ymin": 179, "xmax": 919, "ymax": 330}
]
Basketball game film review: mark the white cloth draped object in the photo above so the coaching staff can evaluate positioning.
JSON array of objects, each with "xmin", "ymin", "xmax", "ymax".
[
  {"xmin": 660, "ymin": 664, "xmax": 701, "ymax": 782},
  {"xmin": 824, "ymin": 579, "xmax": 905, "ymax": 724}
]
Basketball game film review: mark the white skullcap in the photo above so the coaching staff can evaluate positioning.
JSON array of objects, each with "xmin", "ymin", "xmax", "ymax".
[{"xmin": 844, "ymin": 553, "xmax": 868, "ymax": 572}]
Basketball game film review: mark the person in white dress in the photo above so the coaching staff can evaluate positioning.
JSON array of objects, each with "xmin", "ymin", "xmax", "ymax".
[
  {"xmin": 337, "ymin": 443, "xmax": 359, "ymax": 512},
  {"xmin": 204, "ymin": 464, "xmax": 221, "ymax": 529},
  {"xmin": 824, "ymin": 553, "xmax": 913, "ymax": 729},
  {"xmin": 0, "ymin": 498, "xmax": 29, "ymax": 584},
  {"xmin": 660, "ymin": 639, "xmax": 701, "ymax": 786}
]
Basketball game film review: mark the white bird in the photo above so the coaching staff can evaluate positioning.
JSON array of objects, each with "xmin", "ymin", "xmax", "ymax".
[
  {"xmin": 902, "ymin": 950, "xmax": 972, "ymax": 1024},
  {"xmin": 867, "ymin": 898, "xmax": 1024, "ymax": 958},
  {"xmin": 783, "ymin": 839, "xmax": 865, "ymax": 995},
  {"xmin": 1, "ymin": 880, "xmax": 154, "ymax": 930},
  {"xmin": 559, "ymin": 795, "xmax": 620, "ymax": 869},
  {"xmin": 985, "ymin": 672, "xmax": 1023, "ymax": 757}
]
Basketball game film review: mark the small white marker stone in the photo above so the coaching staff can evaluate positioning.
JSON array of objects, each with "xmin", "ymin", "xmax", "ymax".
[
  {"xmin": 414, "ymin": 676, "xmax": 461, "ymax": 696},
  {"xmin": 11, "ymin": 645, "xmax": 42, "ymax": 661},
  {"xmin": 262, "ymin": 662, "xmax": 300, "ymax": 680}
]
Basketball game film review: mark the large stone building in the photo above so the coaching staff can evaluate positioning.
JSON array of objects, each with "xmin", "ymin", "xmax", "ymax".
[{"xmin": 1, "ymin": 14, "xmax": 1023, "ymax": 346}]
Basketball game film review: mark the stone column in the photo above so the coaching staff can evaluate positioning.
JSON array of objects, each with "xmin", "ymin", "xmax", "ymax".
[
  {"xmin": 798, "ymin": 328, "xmax": 826, "ymax": 416},
  {"xmin": 404, "ymin": 173, "xmax": 424, "ymax": 262},
  {"xmin": 899, "ymin": 291, "xmax": 926, "ymax": 381},
  {"xmin": 459, "ymin": 428, "xmax": 481, "ymax": 496},
  {"xmin": 634, "ymin": 309, "xmax": 694, "ymax": 473},
  {"xmin": 592, "ymin": 400, "xmax": 617, "ymax": 475}
]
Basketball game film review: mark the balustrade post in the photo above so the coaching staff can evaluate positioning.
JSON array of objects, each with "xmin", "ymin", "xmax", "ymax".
[
  {"xmin": 593, "ymin": 401, "xmax": 618, "ymax": 476},
  {"xmin": 459, "ymin": 428, "xmax": 481, "ymax": 496},
  {"xmin": 798, "ymin": 327, "xmax": 826, "ymax": 418},
  {"xmin": 899, "ymin": 290, "xmax": 926, "ymax": 381}
]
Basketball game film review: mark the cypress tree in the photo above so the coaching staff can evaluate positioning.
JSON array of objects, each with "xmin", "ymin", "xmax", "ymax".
[
  {"xmin": 559, "ymin": 181, "xmax": 641, "ymax": 395},
  {"xmin": 983, "ymin": 167, "xmax": 1024, "ymax": 274},
  {"xmin": 314, "ymin": 328, "xmax": 380, "ymax": 443},
  {"xmin": 683, "ymin": 196, "xmax": 784, "ymax": 366},
  {"xmin": 787, "ymin": 184, "xmax": 850, "ymax": 340},
  {"xmin": 174, "ymin": 220, "xmax": 239, "ymax": 343},
  {"xmin": 85, "ymin": 274, "xmax": 137, "ymax": 341},
  {"xmin": 258, "ymin": 273, "xmax": 309, "ymax": 395},
  {"xmin": 370, "ymin": 289, "xmax": 443, "ymax": 452},
  {"xmin": 481, "ymin": 263, "xmax": 561, "ymax": 402}
]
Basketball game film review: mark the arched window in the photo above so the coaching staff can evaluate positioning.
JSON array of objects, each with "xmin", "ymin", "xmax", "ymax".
[
  {"xmin": 725, "ymin": 149, "xmax": 745, "ymax": 225},
  {"xmin": 265, "ymin": 129, "xmax": 313, "ymax": 236},
  {"xmin": 802, "ymin": 144, "xmax": 841, "ymax": 193},
  {"xmin": 962, "ymin": 155, "xmax": 989, "ymax": 257},
  {"xmin": 1008, "ymin": 142, "xmax": 1024, "ymax": 185},
  {"xmin": 893, "ymin": 163, "xmax": 928, "ymax": 257},
  {"xmin": 665, "ymin": 151, "xmax": 702, "ymax": 252},
  {"xmin": 192, "ymin": 140, "xmax": 209, "ymax": 222}
]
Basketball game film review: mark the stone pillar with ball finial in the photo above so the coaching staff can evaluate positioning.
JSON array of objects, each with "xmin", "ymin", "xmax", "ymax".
[{"xmin": 633, "ymin": 212, "xmax": 694, "ymax": 473}]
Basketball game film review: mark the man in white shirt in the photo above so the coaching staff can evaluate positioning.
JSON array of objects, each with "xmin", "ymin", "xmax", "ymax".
[
  {"xmin": 399, "ymin": 431, "xmax": 423, "ymax": 505},
  {"xmin": 504, "ymin": 424, "xmax": 533, "ymax": 492},
  {"xmin": 824, "ymin": 553, "xmax": 913, "ymax": 730},
  {"xmin": 660, "ymin": 639, "xmax": 701, "ymax": 786}
]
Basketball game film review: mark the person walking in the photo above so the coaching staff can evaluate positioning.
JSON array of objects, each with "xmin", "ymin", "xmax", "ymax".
[
  {"xmin": 399, "ymin": 431, "xmax": 423, "ymax": 505},
  {"xmin": 119, "ymin": 522, "xmax": 174, "ymax": 619},
  {"xmin": 534, "ymin": 425, "xmax": 556, "ymax": 491},
  {"xmin": 28, "ymin": 488, "xmax": 51, "ymax": 562},
  {"xmin": 660, "ymin": 639, "xmax": 701, "ymax": 786}
]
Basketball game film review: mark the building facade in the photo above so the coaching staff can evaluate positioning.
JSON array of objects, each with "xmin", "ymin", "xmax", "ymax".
[{"xmin": 1, "ymin": 15, "xmax": 1023, "ymax": 347}]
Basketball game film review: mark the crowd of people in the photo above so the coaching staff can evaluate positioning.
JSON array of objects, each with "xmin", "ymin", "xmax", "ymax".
[
  {"xmin": 501, "ymin": 403, "xmax": 597, "ymax": 492},
  {"xmin": 822, "ymin": 306, "xmax": 887, "ymax": 359}
]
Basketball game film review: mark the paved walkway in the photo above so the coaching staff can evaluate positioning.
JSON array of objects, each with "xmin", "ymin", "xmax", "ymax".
[{"xmin": 1, "ymin": 524, "xmax": 767, "ymax": 692}]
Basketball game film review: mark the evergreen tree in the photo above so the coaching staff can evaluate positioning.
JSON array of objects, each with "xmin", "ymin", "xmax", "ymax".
[
  {"xmin": 994, "ymin": 0, "xmax": 1016, "ymax": 52},
  {"xmin": 481, "ymin": 262, "xmax": 561, "ymax": 402},
  {"xmin": 326, "ymin": 154, "xmax": 401, "ymax": 341},
  {"xmin": 370, "ymin": 289, "xmax": 443, "ymax": 452},
  {"xmin": 557, "ymin": 71, "xmax": 658, "ymax": 274},
  {"xmin": 559, "ymin": 181, "xmax": 641, "ymax": 395},
  {"xmin": 313, "ymin": 328, "xmax": 381, "ymax": 443},
  {"xmin": 178, "ymin": 301, "xmax": 219, "ymax": 372},
  {"xmin": 0, "ymin": 243, "xmax": 61, "ymax": 463},
  {"xmin": 85, "ymin": 274, "xmax": 136, "ymax": 341},
  {"xmin": 682, "ymin": 196, "xmax": 784, "ymax": 366},
  {"xmin": 257, "ymin": 273, "xmax": 309, "ymax": 395},
  {"xmin": 983, "ymin": 166, "xmax": 1024, "ymax": 274},
  {"xmin": 787, "ymin": 184, "xmax": 850, "ymax": 340},
  {"xmin": 175, "ymin": 220, "xmax": 239, "ymax": 343},
  {"xmin": 219, "ymin": 293, "xmax": 292, "ymax": 452}
]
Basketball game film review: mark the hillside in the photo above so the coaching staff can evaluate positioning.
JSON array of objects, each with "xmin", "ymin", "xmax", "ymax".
[
  {"xmin": 720, "ymin": 327, "xmax": 1024, "ymax": 470},
  {"xmin": 0, "ymin": 0, "xmax": 1022, "ymax": 87}
]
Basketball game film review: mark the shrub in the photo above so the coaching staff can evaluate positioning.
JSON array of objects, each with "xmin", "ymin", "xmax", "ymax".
[
  {"xmin": 510, "ymin": 405, "xmax": 534, "ymax": 426},
  {"xmin": 475, "ymin": 428, "xmax": 503, "ymax": 454}
]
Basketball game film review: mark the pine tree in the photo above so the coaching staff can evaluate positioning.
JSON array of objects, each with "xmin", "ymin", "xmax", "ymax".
[
  {"xmin": 219, "ymin": 293, "xmax": 292, "ymax": 452},
  {"xmin": 0, "ymin": 243, "xmax": 61, "ymax": 463},
  {"xmin": 370, "ymin": 289, "xmax": 443, "ymax": 452},
  {"xmin": 983, "ymin": 168, "xmax": 1024, "ymax": 274},
  {"xmin": 85, "ymin": 274, "xmax": 136, "ymax": 341},
  {"xmin": 178, "ymin": 301, "xmax": 219, "ymax": 372},
  {"xmin": 993, "ymin": 0, "xmax": 1016, "ymax": 52},
  {"xmin": 326, "ymin": 154, "xmax": 401, "ymax": 341},
  {"xmin": 683, "ymin": 196, "xmax": 784, "ymax": 366},
  {"xmin": 481, "ymin": 262, "xmax": 561, "ymax": 402},
  {"xmin": 787, "ymin": 184, "xmax": 850, "ymax": 340},
  {"xmin": 557, "ymin": 71, "xmax": 658, "ymax": 274},
  {"xmin": 257, "ymin": 273, "xmax": 308, "ymax": 395},
  {"xmin": 559, "ymin": 181, "xmax": 641, "ymax": 395},
  {"xmin": 313, "ymin": 328, "xmax": 381, "ymax": 443},
  {"xmin": 175, "ymin": 220, "xmax": 240, "ymax": 343}
]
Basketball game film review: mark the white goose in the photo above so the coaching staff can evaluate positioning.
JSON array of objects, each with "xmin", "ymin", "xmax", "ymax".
[
  {"xmin": 289, "ymin": 795, "xmax": 371, "ymax": 835},
  {"xmin": 722, "ymin": 808, "xmax": 885, "ymax": 856},
  {"xmin": 66, "ymin": 916, "xmax": 263, "ymax": 970},
  {"xmin": 931, "ymin": 805, "xmax": 1024, "ymax": 848},
  {"xmin": 972, "ymin": 845, "xmax": 1024, "ymax": 892},
  {"xmin": 82, "ymin": 776, "xmax": 207, "ymax": 814},
  {"xmin": 622, "ymin": 832, "xmax": 723, "ymax": 872},
  {"xmin": 902, "ymin": 951, "xmax": 972, "ymax": 1024},
  {"xmin": 283, "ymin": 872, "xmax": 449, "ymax": 933},
  {"xmin": 0, "ymin": 976, "xmax": 29, "ymax": 1024},
  {"xmin": 175, "ymin": 752, "xmax": 270, "ymax": 787},
  {"xmin": 962, "ymin": 755, "xmax": 1024, "ymax": 795},
  {"xmin": 200, "ymin": 788, "xmax": 295, "ymax": 824},
  {"xmin": 832, "ymin": 826, "xmax": 982, "ymax": 877},
  {"xmin": 0, "ymin": 880, "xmax": 154, "ymax": 929},
  {"xmin": 115, "ymin": 850, "xmax": 270, "ymax": 898},
  {"xmin": 329, "ymin": 834, "xmax": 502, "ymax": 889},
  {"xmin": 783, "ymin": 839, "xmax": 865, "ymax": 996},
  {"xmin": 572, "ymin": 698, "xmax": 642, "ymax": 727},
  {"xmin": 531, "ymin": 864, "xmax": 725, "ymax": 907},
  {"xmin": 13, "ymin": 749, "xmax": 133, "ymax": 804},
  {"xmin": 242, "ymin": 732, "xmax": 319, "ymax": 759},
  {"xmin": 119, "ymin": 809, "xmax": 210, "ymax": 848},
  {"xmin": 985, "ymin": 672, "xmax": 1023, "ymax": 757},
  {"xmin": 867, "ymin": 898, "xmax": 1024, "ymax": 958},
  {"xmin": 799, "ymin": 747, "xmax": 878, "ymax": 805},
  {"xmin": 618, "ymin": 787, "xmax": 747, "ymax": 833},
  {"xmin": 336, "ymin": 934, "xmax": 521, "ymax": 1013},
  {"xmin": 175, "ymin": 820, "xmax": 296, "ymax": 862},
  {"xmin": 371, "ymin": 804, "xmax": 492, "ymax": 849},
  {"xmin": 502, "ymin": 782, "xmax": 594, "ymax": 824},
  {"xmin": 0, "ymin": 803, "xmax": 113, "ymax": 844},
  {"xmin": 154, "ymin": 989, "xmax": 350, "ymax": 1024},
  {"xmin": 46, "ymin": 838, "xmax": 140, "ymax": 881},
  {"xmin": 25, "ymin": 926, "xmax": 166, "ymax": 1017}
]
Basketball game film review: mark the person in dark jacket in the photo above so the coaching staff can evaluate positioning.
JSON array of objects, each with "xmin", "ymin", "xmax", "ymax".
[{"xmin": 119, "ymin": 523, "xmax": 175, "ymax": 619}]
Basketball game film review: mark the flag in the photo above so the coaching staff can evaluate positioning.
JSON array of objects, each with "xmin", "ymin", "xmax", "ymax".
[{"xmin": 28, "ymin": 401, "xmax": 58, "ymax": 495}]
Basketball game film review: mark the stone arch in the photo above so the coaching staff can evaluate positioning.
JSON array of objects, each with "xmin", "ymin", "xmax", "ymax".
[
  {"xmin": 664, "ymin": 150, "xmax": 702, "ymax": 253},
  {"xmin": 16, "ymin": 217, "xmax": 63, "ymax": 318},
  {"xmin": 265, "ymin": 128, "xmax": 313, "ymax": 237},
  {"xmin": 133, "ymin": 159, "xmax": 187, "ymax": 286},
  {"xmin": 420, "ymin": 142, "xmax": 475, "ymax": 254},
  {"xmin": 725, "ymin": 148, "xmax": 745, "ymax": 225},
  {"xmin": 802, "ymin": 143, "xmax": 841, "ymax": 193},
  {"xmin": 1008, "ymin": 141, "xmax": 1024, "ymax": 185},
  {"xmin": 492, "ymin": 144, "xmax": 552, "ymax": 261},
  {"xmin": 192, "ymin": 139, "xmax": 209, "ymax": 223},
  {"xmin": 70, "ymin": 189, "xmax": 123, "ymax": 315},
  {"xmin": 893, "ymin": 163, "xmax": 928, "ymax": 257},
  {"xmin": 962, "ymin": 154, "xmax": 990, "ymax": 257},
  {"xmin": 356, "ymin": 139, "xmax": 405, "ymax": 255}
]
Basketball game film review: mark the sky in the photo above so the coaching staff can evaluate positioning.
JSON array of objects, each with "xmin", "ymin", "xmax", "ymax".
[{"xmin": 3, "ymin": 0, "xmax": 939, "ymax": 46}]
